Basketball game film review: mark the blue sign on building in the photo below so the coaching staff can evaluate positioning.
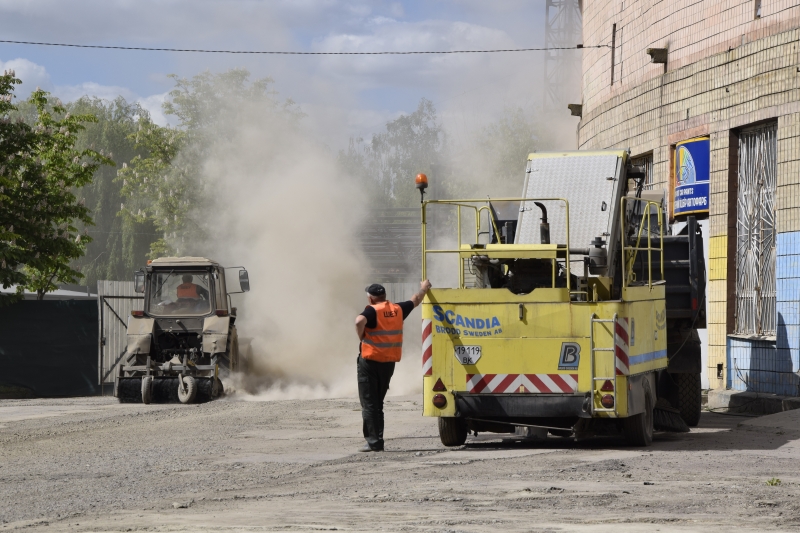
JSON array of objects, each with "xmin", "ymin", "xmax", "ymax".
[{"xmin": 674, "ymin": 137, "xmax": 710, "ymax": 216}]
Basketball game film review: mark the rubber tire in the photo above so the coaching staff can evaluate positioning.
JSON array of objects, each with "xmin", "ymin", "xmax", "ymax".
[
  {"xmin": 212, "ymin": 377, "xmax": 224, "ymax": 399},
  {"xmin": 141, "ymin": 376, "xmax": 153, "ymax": 404},
  {"xmin": 177, "ymin": 376, "xmax": 197, "ymax": 404},
  {"xmin": 623, "ymin": 386, "xmax": 654, "ymax": 446},
  {"xmin": 438, "ymin": 417, "xmax": 468, "ymax": 447},
  {"xmin": 675, "ymin": 372, "xmax": 702, "ymax": 427},
  {"xmin": 219, "ymin": 327, "xmax": 239, "ymax": 376}
]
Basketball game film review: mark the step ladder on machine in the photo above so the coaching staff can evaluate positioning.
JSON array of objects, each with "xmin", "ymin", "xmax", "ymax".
[{"xmin": 589, "ymin": 313, "xmax": 619, "ymax": 416}]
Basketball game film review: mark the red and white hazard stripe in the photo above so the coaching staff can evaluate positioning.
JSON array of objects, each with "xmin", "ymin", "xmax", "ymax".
[
  {"xmin": 422, "ymin": 319, "xmax": 433, "ymax": 376},
  {"xmin": 615, "ymin": 318, "xmax": 630, "ymax": 376},
  {"xmin": 466, "ymin": 373, "xmax": 578, "ymax": 394}
]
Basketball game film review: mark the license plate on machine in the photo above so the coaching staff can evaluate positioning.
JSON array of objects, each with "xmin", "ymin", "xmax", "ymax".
[{"xmin": 454, "ymin": 345, "xmax": 482, "ymax": 365}]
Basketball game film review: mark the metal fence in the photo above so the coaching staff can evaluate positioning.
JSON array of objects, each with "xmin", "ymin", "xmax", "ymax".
[
  {"xmin": 361, "ymin": 208, "xmax": 421, "ymax": 283},
  {"xmin": 97, "ymin": 280, "xmax": 143, "ymax": 389},
  {"xmin": 384, "ymin": 282, "xmax": 419, "ymax": 303},
  {"xmin": 0, "ymin": 300, "xmax": 99, "ymax": 397}
]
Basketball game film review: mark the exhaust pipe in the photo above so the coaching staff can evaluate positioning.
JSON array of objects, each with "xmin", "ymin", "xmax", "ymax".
[{"xmin": 533, "ymin": 202, "xmax": 550, "ymax": 245}]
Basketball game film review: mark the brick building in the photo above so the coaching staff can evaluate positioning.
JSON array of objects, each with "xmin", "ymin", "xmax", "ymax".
[{"xmin": 577, "ymin": 0, "xmax": 800, "ymax": 396}]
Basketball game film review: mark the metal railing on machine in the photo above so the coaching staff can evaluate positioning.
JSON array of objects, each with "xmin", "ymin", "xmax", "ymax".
[
  {"xmin": 420, "ymin": 197, "xmax": 572, "ymax": 291},
  {"xmin": 620, "ymin": 197, "xmax": 665, "ymax": 289}
]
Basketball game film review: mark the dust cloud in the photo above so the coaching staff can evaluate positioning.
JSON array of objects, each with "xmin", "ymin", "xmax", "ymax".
[
  {"xmin": 194, "ymin": 101, "xmax": 365, "ymax": 400},
  {"xmin": 190, "ymin": 60, "xmax": 580, "ymax": 402},
  {"xmin": 196, "ymin": 101, "xmax": 424, "ymax": 401}
]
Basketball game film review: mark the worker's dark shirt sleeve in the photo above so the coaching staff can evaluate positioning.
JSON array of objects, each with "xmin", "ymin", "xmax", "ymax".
[{"xmin": 360, "ymin": 300, "xmax": 414, "ymax": 329}]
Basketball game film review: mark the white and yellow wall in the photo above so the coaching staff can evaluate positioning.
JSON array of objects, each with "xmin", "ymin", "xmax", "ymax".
[{"xmin": 578, "ymin": 0, "xmax": 800, "ymax": 396}]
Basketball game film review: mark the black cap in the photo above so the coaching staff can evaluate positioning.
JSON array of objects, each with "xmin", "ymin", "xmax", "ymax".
[{"xmin": 365, "ymin": 284, "xmax": 386, "ymax": 297}]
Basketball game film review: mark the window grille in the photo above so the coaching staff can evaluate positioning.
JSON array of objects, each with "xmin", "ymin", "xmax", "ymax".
[
  {"xmin": 735, "ymin": 123, "xmax": 777, "ymax": 336},
  {"xmin": 630, "ymin": 154, "xmax": 654, "ymax": 190}
]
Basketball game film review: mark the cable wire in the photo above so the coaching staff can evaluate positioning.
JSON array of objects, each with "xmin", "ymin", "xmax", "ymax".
[{"xmin": 0, "ymin": 40, "xmax": 604, "ymax": 55}]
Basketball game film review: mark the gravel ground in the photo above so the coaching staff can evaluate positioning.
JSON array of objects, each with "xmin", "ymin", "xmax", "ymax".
[{"xmin": 1, "ymin": 394, "xmax": 799, "ymax": 532}]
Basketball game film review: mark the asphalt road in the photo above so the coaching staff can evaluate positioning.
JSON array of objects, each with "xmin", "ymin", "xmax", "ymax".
[{"xmin": 1, "ymin": 393, "xmax": 799, "ymax": 532}]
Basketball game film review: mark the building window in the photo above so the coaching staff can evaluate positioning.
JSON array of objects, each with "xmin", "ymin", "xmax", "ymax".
[
  {"xmin": 631, "ymin": 153, "xmax": 654, "ymax": 190},
  {"xmin": 734, "ymin": 123, "xmax": 777, "ymax": 336},
  {"xmin": 754, "ymin": 0, "xmax": 762, "ymax": 19}
]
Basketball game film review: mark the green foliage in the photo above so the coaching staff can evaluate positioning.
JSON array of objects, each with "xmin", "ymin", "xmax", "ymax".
[
  {"xmin": 766, "ymin": 477, "xmax": 782, "ymax": 486},
  {"xmin": 476, "ymin": 107, "xmax": 541, "ymax": 196},
  {"xmin": 339, "ymin": 98, "xmax": 444, "ymax": 207},
  {"xmin": 338, "ymin": 101, "xmax": 543, "ymax": 206},
  {"xmin": 0, "ymin": 71, "xmax": 35, "ymax": 300},
  {"xmin": 0, "ymin": 71, "xmax": 113, "ymax": 301},
  {"xmin": 119, "ymin": 68, "xmax": 303, "ymax": 257},
  {"xmin": 117, "ymin": 118, "xmax": 189, "ymax": 257},
  {"xmin": 67, "ymin": 97, "xmax": 155, "ymax": 288}
]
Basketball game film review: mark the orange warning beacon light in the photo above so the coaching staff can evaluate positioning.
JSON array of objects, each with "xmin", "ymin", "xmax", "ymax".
[{"xmin": 415, "ymin": 173, "xmax": 428, "ymax": 203}]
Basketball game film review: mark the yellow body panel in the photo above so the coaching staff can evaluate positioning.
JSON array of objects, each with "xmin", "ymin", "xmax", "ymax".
[{"xmin": 422, "ymin": 285, "xmax": 667, "ymax": 419}]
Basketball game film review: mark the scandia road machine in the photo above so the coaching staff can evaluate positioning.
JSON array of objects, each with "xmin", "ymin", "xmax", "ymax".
[
  {"xmin": 115, "ymin": 257, "xmax": 251, "ymax": 404},
  {"xmin": 418, "ymin": 150, "xmax": 705, "ymax": 446}
]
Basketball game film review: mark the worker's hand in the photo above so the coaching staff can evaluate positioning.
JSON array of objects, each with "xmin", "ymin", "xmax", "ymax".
[{"xmin": 411, "ymin": 280, "xmax": 431, "ymax": 308}]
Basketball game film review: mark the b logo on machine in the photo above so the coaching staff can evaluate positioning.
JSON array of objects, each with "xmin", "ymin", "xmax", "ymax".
[{"xmin": 558, "ymin": 342, "xmax": 581, "ymax": 370}]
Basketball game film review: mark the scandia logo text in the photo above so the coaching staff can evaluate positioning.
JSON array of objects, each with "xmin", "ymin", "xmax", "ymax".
[{"xmin": 432, "ymin": 305, "xmax": 501, "ymax": 330}]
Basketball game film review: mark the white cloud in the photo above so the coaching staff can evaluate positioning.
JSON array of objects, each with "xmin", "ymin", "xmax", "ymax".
[
  {"xmin": 1, "ymin": 56, "xmax": 172, "ymax": 125},
  {"xmin": 0, "ymin": 1, "xmax": 554, "ymax": 149},
  {"xmin": 137, "ymin": 92, "xmax": 170, "ymax": 126},
  {"xmin": 0, "ymin": 57, "xmax": 51, "ymax": 96},
  {"xmin": 53, "ymin": 82, "xmax": 138, "ymax": 104},
  {"xmin": 390, "ymin": 2, "xmax": 404, "ymax": 18}
]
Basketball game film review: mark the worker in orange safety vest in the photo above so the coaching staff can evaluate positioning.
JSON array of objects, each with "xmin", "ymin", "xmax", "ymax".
[
  {"xmin": 354, "ymin": 279, "xmax": 431, "ymax": 452},
  {"xmin": 176, "ymin": 274, "xmax": 209, "ymax": 300}
]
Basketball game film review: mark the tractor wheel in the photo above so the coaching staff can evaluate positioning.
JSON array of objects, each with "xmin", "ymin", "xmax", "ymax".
[
  {"xmin": 219, "ymin": 328, "xmax": 239, "ymax": 375},
  {"xmin": 675, "ymin": 372, "xmax": 702, "ymax": 427},
  {"xmin": 212, "ymin": 377, "xmax": 224, "ymax": 399},
  {"xmin": 438, "ymin": 417, "xmax": 468, "ymax": 447},
  {"xmin": 229, "ymin": 328, "xmax": 240, "ymax": 373},
  {"xmin": 141, "ymin": 376, "xmax": 153, "ymax": 404},
  {"xmin": 177, "ymin": 376, "xmax": 197, "ymax": 404},
  {"xmin": 623, "ymin": 383, "xmax": 654, "ymax": 446}
]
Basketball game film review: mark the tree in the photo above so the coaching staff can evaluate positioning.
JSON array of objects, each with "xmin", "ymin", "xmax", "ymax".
[
  {"xmin": 118, "ymin": 68, "xmax": 303, "ymax": 257},
  {"xmin": 468, "ymin": 106, "xmax": 542, "ymax": 197},
  {"xmin": 20, "ymin": 90, "xmax": 114, "ymax": 299},
  {"xmin": 0, "ymin": 70, "xmax": 112, "ymax": 302},
  {"xmin": 117, "ymin": 118, "xmax": 190, "ymax": 257},
  {"xmin": 339, "ymin": 98, "xmax": 444, "ymax": 207},
  {"xmin": 67, "ymin": 97, "xmax": 155, "ymax": 288},
  {"xmin": 0, "ymin": 70, "xmax": 36, "ymax": 302}
]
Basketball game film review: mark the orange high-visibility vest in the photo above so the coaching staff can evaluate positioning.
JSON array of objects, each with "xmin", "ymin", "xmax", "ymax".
[
  {"xmin": 177, "ymin": 283, "xmax": 200, "ymax": 299},
  {"xmin": 361, "ymin": 301, "xmax": 404, "ymax": 363}
]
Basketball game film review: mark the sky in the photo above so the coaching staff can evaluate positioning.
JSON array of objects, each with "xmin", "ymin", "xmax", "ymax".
[{"xmin": 0, "ymin": 0, "xmax": 574, "ymax": 149}]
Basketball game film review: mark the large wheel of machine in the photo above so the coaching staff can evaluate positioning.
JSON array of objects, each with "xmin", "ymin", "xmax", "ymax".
[
  {"xmin": 675, "ymin": 372, "xmax": 702, "ymax": 427},
  {"xmin": 438, "ymin": 417, "xmax": 468, "ymax": 447},
  {"xmin": 212, "ymin": 377, "xmax": 224, "ymax": 399},
  {"xmin": 141, "ymin": 376, "xmax": 153, "ymax": 404},
  {"xmin": 219, "ymin": 326, "xmax": 239, "ymax": 375},
  {"xmin": 623, "ymin": 383, "xmax": 654, "ymax": 446},
  {"xmin": 177, "ymin": 375, "xmax": 197, "ymax": 404}
]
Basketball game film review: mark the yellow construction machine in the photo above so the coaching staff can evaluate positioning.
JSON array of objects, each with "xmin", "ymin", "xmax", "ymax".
[{"xmin": 418, "ymin": 150, "xmax": 705, "ymax": 446}]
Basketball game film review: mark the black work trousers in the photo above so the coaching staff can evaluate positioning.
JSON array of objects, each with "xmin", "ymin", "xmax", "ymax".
[{"xmin": 357, "ymin": 355, "xmax": 396, "ymax": 450}]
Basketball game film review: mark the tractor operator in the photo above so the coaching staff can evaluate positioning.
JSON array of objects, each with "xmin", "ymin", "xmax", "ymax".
[
  {"xmin": 355, "ymin": 279, "xmax": 431, "ymax": 452},
  {"xmin": 176, "ymin": 274, "xmax": 209, "ymax": 300}
]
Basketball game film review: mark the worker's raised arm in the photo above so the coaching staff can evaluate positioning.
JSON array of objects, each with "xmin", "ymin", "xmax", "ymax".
[
  {"xmin": 410, "ymin": 279, "xmax": 432, "ymax": 308},
  {"xmin": 355, "ymin": 314, "xmax": 367, "ymax": 340}
]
